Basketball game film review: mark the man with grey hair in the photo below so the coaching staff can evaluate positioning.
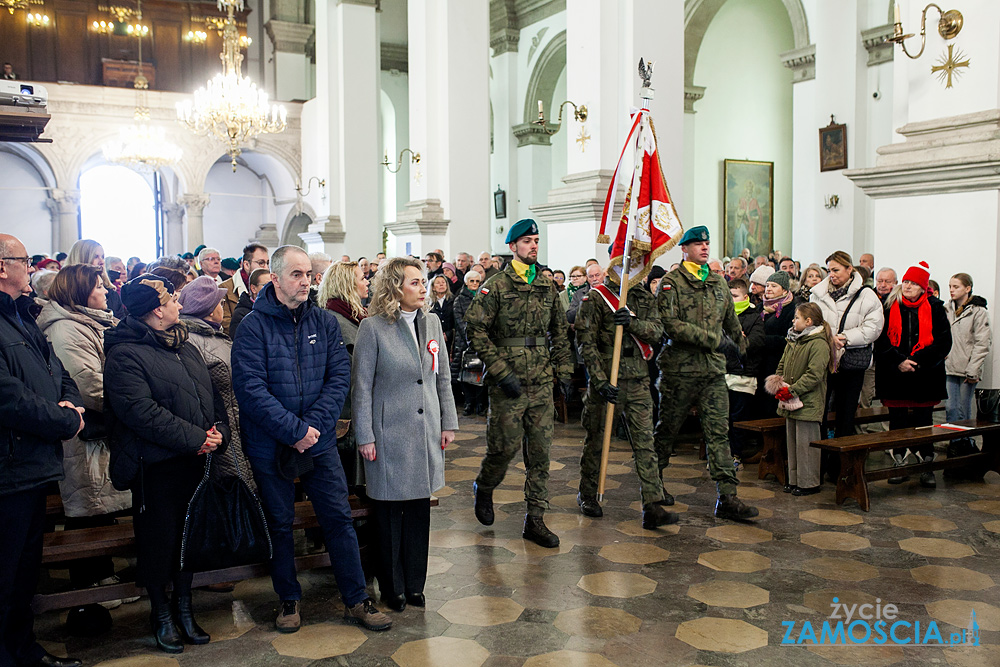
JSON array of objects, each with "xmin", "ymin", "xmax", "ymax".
[
  {"xmin": 30, "ymin": 270, "xmax": 57, "ymax": 300},
  {"xmin": 197, "ymin": 247, "xmax": 223, "ymax": 284},
  {"xmin": 232, "ymin": 245, "xmax": 391, "ymax": 633},
  {"xmin": 727, "ymin": 257, "xmax": 748, "ymax": 281},
  {"xmin": 708, "ymin": 259, "xmax": 724, "ymax": 277},
  {"xmin": 875, "ymin": 267, "xmax": 897, "ymax": 301},
  {"xmin": 477, "ymin": 251, "xmax": 498, "ymax": 279},
  {"xmin": 308, "ymin": 252, "xmax": 332, "ymax": 287}
]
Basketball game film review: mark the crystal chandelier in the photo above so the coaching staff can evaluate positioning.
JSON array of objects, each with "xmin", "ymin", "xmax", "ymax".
[
  {"xmin": 2, "ymin": 0, "xmax": 28, "ymax": 15},
  {"xmin": 102, "ymin": 0, "xmax": 183, "ymax": 173},
  {"xmin": 176, "ymin": 0, "xmax": 286, "ymax": 171}
]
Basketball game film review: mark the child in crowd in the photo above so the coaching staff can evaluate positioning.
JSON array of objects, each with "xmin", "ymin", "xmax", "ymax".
[
  {"xmin": 766, "ymin": 302, "xmax": 837, "ymax": 496},
  {"xmin": 722, "ymin": 278, "xmax": 764, "ymax": 471}
]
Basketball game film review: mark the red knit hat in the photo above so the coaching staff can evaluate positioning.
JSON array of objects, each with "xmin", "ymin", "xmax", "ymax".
[{"xmin": 902, "ymin": 261, "xmax": 930, "ymax": 291}]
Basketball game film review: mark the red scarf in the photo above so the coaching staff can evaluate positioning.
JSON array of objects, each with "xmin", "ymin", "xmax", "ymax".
[
  {"xmin": 887, "ymin": 293, "xmax": 933, "ymax": 355},
  {"xmin": 325, "ymin": 298, "xmax": 366, "ymax": 325}
]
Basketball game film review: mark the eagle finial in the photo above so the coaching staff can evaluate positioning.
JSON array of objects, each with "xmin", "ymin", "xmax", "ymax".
[{"xmin": 638, "ymin": 58, "xmax": 654, "ymax": 87}]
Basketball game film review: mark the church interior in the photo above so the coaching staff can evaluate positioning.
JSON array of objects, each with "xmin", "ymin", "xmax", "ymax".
[{"xmin": 3, "ymin": 0, "xmax": 1000, "ymax": 665}]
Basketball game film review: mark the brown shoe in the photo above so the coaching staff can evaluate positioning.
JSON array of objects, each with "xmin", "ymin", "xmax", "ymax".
[
  {"xmin": 344, "ymin": 598, "xmax": 392, "ymax": 631},
  {"xmin": 276, "ymin": 600, "xmax": 300, "ymax": 633}
]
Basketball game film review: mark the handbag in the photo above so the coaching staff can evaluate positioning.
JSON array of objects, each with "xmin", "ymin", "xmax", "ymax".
[
  {"xmin": 78, "ymin": 408, "xmax": 108, "ymax": 442},
  {"xmin": 460, "ymin": 350, "xmax": 486, "ymax": 386},
  {"xmin": 275, "ymin": 445, "xmax": 314, "ymax": 481},
  {"xmin": 976, "ymin": 388, "xmax": 1000, "ymax": 423},
  {"xmin": 837, "ymin": 286, "xmax": 875, "ymax": 371},
  {"xmin": 180, "ymin": 452, "xmax": 273, "ymax": 572}
]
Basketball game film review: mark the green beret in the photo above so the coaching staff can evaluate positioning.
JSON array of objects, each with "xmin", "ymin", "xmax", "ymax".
[
  {"xmin": 221, "ymin": 257, "xmax": 241, "ymax": 272},
  {"xmin": 678, "ymin": 226, "xmax": 710, "ymax": 246},
  {"xmin": 505, "ymin": 218, "xmax": 540, "ymax": 244}
]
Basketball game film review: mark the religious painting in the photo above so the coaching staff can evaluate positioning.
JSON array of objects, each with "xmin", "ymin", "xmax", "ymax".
[
  {"xmin": 819, "ymin": 119, "xmax": 848, "ymax": 171},
  {"xmin": 723, "ymin": 159, "xmax": 773, "ymax": 259}
]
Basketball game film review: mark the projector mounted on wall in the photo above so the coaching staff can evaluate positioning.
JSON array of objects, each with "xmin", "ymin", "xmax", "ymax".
[{"xmin": 0, "ymin": 81, "xmax": 51, "ymax": 143}]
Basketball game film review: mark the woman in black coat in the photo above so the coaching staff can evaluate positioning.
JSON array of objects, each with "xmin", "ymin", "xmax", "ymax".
[
  {"xmin": 756, "ymin": 271, "xmax": 798, "ymax": 417},
  {"xmin": 428, "ymin": 275, "xmax": 455, "ymax": 354},
  {"xmin": 104, "ymin": 275, "xmax": 230, "ymax": 654},
  {"xmin": 875, "ymin": 262, "xmax": 952, "ymax": 488}
]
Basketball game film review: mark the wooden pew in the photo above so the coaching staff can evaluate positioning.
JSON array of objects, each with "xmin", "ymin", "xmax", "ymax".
[{"xmin": 810, "ymin": 419, "xmax": 1000, "ymax": 511}]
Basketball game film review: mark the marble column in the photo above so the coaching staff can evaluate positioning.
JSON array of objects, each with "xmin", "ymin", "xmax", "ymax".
[
  {"xmin": 163, "ymin": 203, "xmax": 186, "ymax": 256},
  {"xmin": 46, "ymin": 189, "xmax": 81, "ymax": 254},
  {"xmin": 531, "ymin": 0, "xmax": 685, "ymax": 273},
  {"xmin": 489, "ymin": 13, "xmax": 520, "ymax": 254},
  {"xmin": 389, "ymin": 0, "xmax": 490, "ymax": 258},
  {"xmin": 264, "ymin": 19, "xmax": 315, "ymax": 102},
  {"xmin": 178, "ymin": 193, "xmax": 211, "ymax": 251},
  {"xmin": 303, "ymin": 0, "xmax": 380, "ymax": 259}
]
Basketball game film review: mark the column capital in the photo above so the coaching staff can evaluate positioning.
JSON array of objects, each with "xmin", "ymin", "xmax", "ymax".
[
  {"xmin": 490, "ymin": 0, "xmax": 518, "ymax": 55},
  {"xmin": 49, "ymin": 188, "xmax": 81, "ymax": 209},
  {"xmin": 163, "ymin": 202, "xmax": 184, "ymax": 218},
  {"xmin": 684, "ymin": 85, "xmax": 706, "ymax": 114},
  {"xmin": 386, "ymin": 199, "xmax": 450, "ymax": 236},
  {"xmin": 861, "ymin": 24, "xmax": 894, "ymax": 67},
  {"xmin": 178, "ymin": 193, "xmax": 211, "ymax": 214},
  {"xmin": 780, "ymin": 44, "xmax": 816, "ymax": 83},
  {"xmin": 512, "ymin": 122, "xmax": 555, "ymax": 147},
  {"xmin": 264, "ymin": 19, "xmax": 316, "ymax": 54}
]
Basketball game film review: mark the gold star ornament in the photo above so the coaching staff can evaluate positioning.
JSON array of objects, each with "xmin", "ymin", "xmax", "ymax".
[
  {"xmin": 576, "ymin": 125, "xmax": 591, "ymax": 153},
  {"xmin": 931, "ymin": 44, "xmax": 970, "ymax": 89}
]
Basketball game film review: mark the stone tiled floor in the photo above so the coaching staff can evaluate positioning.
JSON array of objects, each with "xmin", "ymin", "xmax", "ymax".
[{"xmin": 35, "ymin": 414, "xmax": 1000, "ymax": 666}]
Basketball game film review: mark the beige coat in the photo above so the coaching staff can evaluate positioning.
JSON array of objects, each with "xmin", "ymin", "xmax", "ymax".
[
  {"xmin": 220, "ymin": 270, "xmax": 249, "ymax": 336},
  {"xmin": 37, "ymin": 301, "xmax": 132, "ymax": 517},
  {"xmin": 945, "ymin": 296, "xmax": 991, "ymax": 381}
]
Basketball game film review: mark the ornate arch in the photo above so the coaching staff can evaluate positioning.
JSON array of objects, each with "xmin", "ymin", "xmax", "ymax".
[
  {"xmin": 522, "ymin": 29, "xmax": 566, "ymax": 125},
  {"xmin": 0, "ymin": 144, "xmax": 58, "ymax": 189}
]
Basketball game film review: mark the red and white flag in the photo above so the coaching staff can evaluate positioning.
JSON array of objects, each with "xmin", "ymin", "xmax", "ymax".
[{"xmin": 598, "ymin": 110, "xmax": 683, "ymax": 289}]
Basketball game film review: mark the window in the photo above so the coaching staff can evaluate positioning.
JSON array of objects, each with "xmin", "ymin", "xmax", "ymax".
[{"xmin": 79, "ymin": 165, "xmax": 158, "ymax": 261}]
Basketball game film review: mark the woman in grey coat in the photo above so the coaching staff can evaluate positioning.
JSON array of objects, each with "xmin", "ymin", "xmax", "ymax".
[{"xmin": 352, "ymin": 257, "xmax": 458, "ymax": 612}]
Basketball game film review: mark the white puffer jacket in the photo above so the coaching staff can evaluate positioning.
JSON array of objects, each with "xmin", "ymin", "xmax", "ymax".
[
  {"xmin": 945, "ymin": 296, "xmax": 991, "ymax": 380},
  {"xmin": 810, "ymin": 272, "xmax": 884, "ymax": 348}
]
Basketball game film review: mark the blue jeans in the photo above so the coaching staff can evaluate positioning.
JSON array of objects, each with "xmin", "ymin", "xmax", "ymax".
[
  {"xmin": 250, "ymin": 447, "xmax": 368, "ymax": 606},
  {"xmin": 946, "ymin": 375, "xmax": 977, "ymax": 423}
]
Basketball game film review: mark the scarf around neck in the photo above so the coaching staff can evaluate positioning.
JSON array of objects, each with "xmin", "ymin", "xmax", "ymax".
[
  {"xmin": 733, "ymin": 297, "xmax": 751, "ymax": 316},
  {"xmin": 762, "ymin": 291, "xmax": 794, "ymax": 320},
  {"xmin": 151, "ymin": 320, "xmax": 189, "ymax": 351},
  {"xmin": 326, "ymin": 297, "xmax": 365, "ymax": 326},
  {"xmin": 786, "ymin": 324, "xmax": 819, "ymax": 343},
  {"xmin": 887, "ymin": 292, "xmax": 933, "ymax": 355},
  {"xmin": 511, "ymin": 259, "xmax": 537, "ymax": 284},
  {"xmin": 828, "ymin": 282, "xmax": 851, "ymax": 302},
  {"xmin": 682, "ymin": 261, "xmax": 709, "ymax": 281}
]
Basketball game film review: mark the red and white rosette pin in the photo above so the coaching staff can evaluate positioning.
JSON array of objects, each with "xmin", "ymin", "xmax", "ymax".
[{"xmin": 427, "ymin": 339, "xmax": 440, "ymax": 373}]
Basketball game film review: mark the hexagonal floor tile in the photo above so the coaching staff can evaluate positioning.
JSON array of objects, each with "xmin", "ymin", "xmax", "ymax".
[
  {"xmin": 801, "ymin": 531, "xmax": 871, "ymax": 552},
  {"xmin": 801, "ymin": 557, "xmax": 879, "ymax": 582},
  {"xmin": 984, "ymin": 520, "xmax": 1000, "ymax": 534},
  {"xmin": 926, "ymin": 599, "xmax": 1000, "ymax": 631},
  {"xmin": 515, "ymin": 460, "xmax": 566, "ymax": 471},
  {"xmin": 889, "ymin": 496, "xmax": 943, "ymax": 512},
  {"xmin": 567, "ymin": 477, "xmax": 621, "ymax": 490},
  {"xmin": 392, "ymin": 637, "xmax": 490, "ymax": 667},
  {"xmin": 806, "ymin": 645, "xmax": 905, "ymax": 666},
  {"xmin": 661, "ymin": 466, "xmax": 703, "ymax": 479},
  {"xmin": 445, "ymin": 469, "xmax": 478, "ymax": 483},
  {"xmin": 803, "ymin": 588, "xmax": 878, "ymax": 616},
  {"xmin": 542, "ymin": 512, "xmax": 592, "ymax": 532},
  {"xmin": 944, "ymin": 644, "xmax": 1000, "ymax": 667},
  {"xmin": 899, "ymin": 537, "xmax": 975, "ymax": 559},
  {"xmin": 799, "ymin": 509, "xmax": 863, "ymax": 526},
  {"xmin": 952, "ymin": 482, "xmax": 1000, "ymax": 498},
  {"xmin": 437, "ymin": 596, "xmax": 524, "ymax": 626},
  {"xmin": 434, "ymin": 486, "xmax": 456, "ymax": 497},
  {"xmin": 427, "ymin": 555, "xmax": 453, "ymax": 576},
  {"xmin": 453, "ymin": 431, "xmax": 480, "ymax": 441},
  {"xmin": 664, "ymin": 482, "xmax": 697, "ymax": 496},
  {"xmin": 199, "ymin": 604, "xmax": 256, "ymax": 643},
  {"xmin": 476, "ymin": 562, "xmax": 554, "ymax": 588},
  {"xmin": 94, "ymin": 659, "xmax": 180, "ymax": 667},
  {"xmin": 967, "ymin": 500, "xmax": 1000, "ymax": 515},
  {"xmin": 271, "ymin": 623, "xmax": 367, "ymax": 659},
  {"xmin": 910, "ymin": 566, "xmax": 995, "ymax": 591},
  {"xmin": 889, "ymin": 514, "xmax": 958, "ymax": 533},
  {"xmin": 450, "ymin": 456, "xmax": 483, "ymax": 467},
  {"xmin": 629, "ymin": 500, "xmax": 689, "ymax": 513},
  {"xmin": 428, "ymin": 530, "xmax": 483, "ymax": 548},
  {"xmin": 736, "ymin": 486, "xmax": 775, "ymax": 500},
  {"xmin": 698, "ymin": 549, "xmax": 771, "ymax": 573},
  {"xmin": 614, "ymin": 519, "xmax": 681, "ymax": 538},
  {"xmin": 687, "ymin": 580, "xmax": 769, "ymax": 608},
  {"xmin": 492, "ymin": 489, "xmax": 528, "ymax": 504},
  {"xmin": 553, "ymin": 606, "xmax": 642, "ymax": 639},
  {"xmin": 675, "ymin": 617, "xmax": 768, "ymax": 653},
  {"xmin": 705, "ymin": 524, "xmax": 772, "ymax": 544},
  {"xmin": 499, "ymin": 538, "xmax": 576, "ymax": 560},
  {"xmin": 523, "ymin": 650, "xmax": 618, "ymax": 667},
  {"xmin": 598, "ymin": 543, "xmax": 670, "ymax": 565},
  {"xmin": 578, "ymin": 571, "xmax": 657, "ymax": 598}
]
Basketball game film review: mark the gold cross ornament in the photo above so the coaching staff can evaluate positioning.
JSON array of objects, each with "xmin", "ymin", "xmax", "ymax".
[
  {"xmin": 931, "ymin": 44, "xmax": 970, "ymax": 89},
  {"xmin": 576, "ymin": 125, "xmax": 591, "ymax": 153}
]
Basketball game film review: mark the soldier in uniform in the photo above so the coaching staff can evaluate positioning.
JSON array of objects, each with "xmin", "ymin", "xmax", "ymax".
[
  {"xmin": 653, "ymin": 226, "xmax": 759, "ymax": 521},
  {"xmin": 575, "ymin": 270, "xmax": 678, "ymax": 528},
  {"xmin": 466, "ymin": 219, "xmax": 575, "ymax": 548}
]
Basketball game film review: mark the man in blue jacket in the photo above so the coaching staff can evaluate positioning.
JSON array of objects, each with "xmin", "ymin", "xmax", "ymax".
[
  {"xmin": 0, "ymin": 234, "xmax": 85, "ymax": 667},
  {"xmin": 232, "ymin": 245, "xmax": 391, "ymax": 633}
]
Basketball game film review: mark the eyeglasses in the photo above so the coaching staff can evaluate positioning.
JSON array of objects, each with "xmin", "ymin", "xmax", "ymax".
[
  {"xmin": 250, "ymin": 259, "xmax": 269, "ymax": 268},
  {"xmin": 1, "ymin": 256, "xmax": 30, "ymax": 265},
  {"xmin": 570, "ymin": 273, "xmax": 585, "ymax": 279}
]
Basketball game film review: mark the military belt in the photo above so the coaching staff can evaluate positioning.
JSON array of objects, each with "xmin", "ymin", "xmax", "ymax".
[
  {"xmin": 496, "ymin": 337, "xmax": 546, "ymax": 347},
  {"xmin": 599, "ymin": 345, "xmax": 634, "ymax": 357}
]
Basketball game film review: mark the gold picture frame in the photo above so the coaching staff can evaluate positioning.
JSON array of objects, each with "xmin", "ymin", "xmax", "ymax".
[
  {"xmin": 819, "ymin": 118, "xmax": 848, "ymax": 172},
  {"xmin": 723, "ymin": 159, "xmax": 774, "ymax": 259}
]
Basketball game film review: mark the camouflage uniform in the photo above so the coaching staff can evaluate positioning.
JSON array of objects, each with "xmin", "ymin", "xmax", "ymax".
[
  {"xmin": 576, "ymin": 280, "xmax": 664, "ymax": 505},
  {"xmin": 654, "ymin": 266, "xmax": 745, "ymax": 496},
  {"xmin": 466, "ymin": 264, "xmax": 574, "ymax": 516}
]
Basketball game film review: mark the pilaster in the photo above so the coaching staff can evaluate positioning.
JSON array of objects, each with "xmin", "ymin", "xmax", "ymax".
[
  {"xmin": 162, "ymin": 202, "xmax": 185, "ymax": 255},
  {"xmin": 780, "ymin": 44, "xmax": 816, "ymax": 83},
  {"xmin": 46, "ymin": 189, "xmax": 80, "ymax": 253},
  {"xmin": 178, "ymin": 193, "xmax": 211, "ymax": 251},
  {"xmin": 861, "ymin": 24, "xmax": 894, "ymax": 67}
]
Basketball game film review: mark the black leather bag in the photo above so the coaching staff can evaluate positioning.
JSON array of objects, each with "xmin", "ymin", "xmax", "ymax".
[
  {"xmin": 837, "ymin": 286, "xmax": 875, "ymax": 372},
  {"xmin": 460, "ymin": 350, "xmax": 486, "ymax": 386},
  {"xmin": 180, "ymin": 453, "xmax": 272, "ymax": 572},
  {"xmin": 78, "ymin": 409, "xmax": 108, "ymax": 442},
  {"xmin": 976, "ymin": 388, "xmax": 1000, "ymax": 422}
]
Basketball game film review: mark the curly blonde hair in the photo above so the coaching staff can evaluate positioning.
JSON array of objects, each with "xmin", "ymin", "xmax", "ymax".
[
  {"xmin": 318, "ymin": 261, "xmax": 366, "ymax": 320},
  {"xmin": 367, "ymin": 257, "xmax": 424, "ymax": 322}
]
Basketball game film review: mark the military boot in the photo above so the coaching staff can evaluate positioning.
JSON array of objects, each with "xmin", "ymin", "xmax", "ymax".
[
  {"xmin": 658, "ymin": 491, "xmax": 675, "ymax": 506},
  {"xmin": 642, "ymin": 503, "xmax": 679, "ymax": 529},
  {"xmin": 473, "ymin": 482, "xmax": 494, "ymax": 526},
  {"xmin": 714, "ymin": 494, "xmax": 759, "ymax": 521},
  {"xmin": 522, "ymin": 515, "xmax": 560, "ymax": 548},
  {"xmin": 576, "ymin": 493, "xmax": 603, "ymax": 518}
]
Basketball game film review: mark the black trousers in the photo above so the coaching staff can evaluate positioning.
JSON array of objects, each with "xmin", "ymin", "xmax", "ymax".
[
  {"xmin": 824, "ymin": 369, "xmax": 866, "ymax": 437},
  {"xmin": 0, "ymin": 486, "xmax": 47, "ymax": 667},
  {"xmin": 371, "ymin": 499, "xmax": 430, "ymax": 598},
  {"xmin": 63, "ymin": 515, "xmax": 118, "ymax": 587},
  {"xmin": 728, "ymin": 390, "xmax": 756, "ymax": 458},
  {"xmin": 132, "ymin": 456, "xmax": 204, "ymax": 589},
  {"xmin": 890, "ymin": 407, "xmax": 935, "ymax": 458}
]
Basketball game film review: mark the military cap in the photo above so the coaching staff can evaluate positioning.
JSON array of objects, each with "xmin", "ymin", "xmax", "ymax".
[
  {"xmin": 505, "ymin": 218, "xmax": 540, "ymax": 244},
  {"xmin": 678, "ymin": 226, "xmax": 710, "ymax": 246},
  {"xmin": 221, "ymin": 257, "xmax": 241, "ymax": 272}
]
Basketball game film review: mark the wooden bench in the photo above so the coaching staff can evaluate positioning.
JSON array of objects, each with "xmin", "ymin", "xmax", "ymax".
[
  {"xmin": 33, "ymin": 496, "xmax": 437, "ymax": 613},
  {"xmin": 810, "ymin": 419, "xmax": 1000, "ymax": 511},
  {"xmin": 734, "ymin": 406, "xmax": 944, "ymax": 485}
]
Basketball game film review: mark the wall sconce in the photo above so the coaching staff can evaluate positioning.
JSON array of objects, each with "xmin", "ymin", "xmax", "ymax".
[
  {"xmin": 92, "ymin": 19, "xmax": 115, "ymax": 33},
  {"xmin": 534, "ymin": 100, "xmax": 588, "ymax": 136},
  {"xmin": 890, "ymin": 2, "xmax": 963, "ymax": 59},
  {"xmin": 185, "ymin": 30, "xmax": 207, "ymax": 43},
  {"xmin": 295, "ymin": 176, "xmax": 326, "ymax": 200},
  {"xmin": 824, "ymin": 194, "xmax": 840, "ymax": 209},
  {"xmin": 26, "ymin": 11, "xmax": 49, "ymax": 26},
  {"xmin": 381, "ymin": 148, "xmax": 420, "ymax": 174},
  {"xmin": 239, "ymin": 34, "xmax": 252, "ymax": 48},
  {"xmin": 126, "ymin": 22, "xmax": 149, "ymax": 36}
]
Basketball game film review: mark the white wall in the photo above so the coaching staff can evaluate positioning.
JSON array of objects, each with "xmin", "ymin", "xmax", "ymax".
[
  {"xmin": 202, "ymin": 163, "xmax": 270, "ymax": 254},
  {"xmin": 380, "ymin": 68, "xmax": 410, "ymax": 228},
  {"xmin": 0, "ymin": 151, "xmax": 52, "ymax": 256},
  {"xmin": 690, "ymin": 0, "xmax": 794, "ymax": 257}
]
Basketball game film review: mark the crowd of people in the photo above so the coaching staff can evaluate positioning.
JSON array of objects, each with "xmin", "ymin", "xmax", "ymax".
[{"xmin": 1, "ymin": 226, "xmax": 993, "ymax": 665}]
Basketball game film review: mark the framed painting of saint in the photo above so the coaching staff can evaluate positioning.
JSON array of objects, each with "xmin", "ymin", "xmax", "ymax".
[
  {"xmin": 723, "ymin": 159, "xmax": 773, "ymax": 260},
  {"xmin": 819, "ymin": 118, "xmax": 848, "ymax": 172}
]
